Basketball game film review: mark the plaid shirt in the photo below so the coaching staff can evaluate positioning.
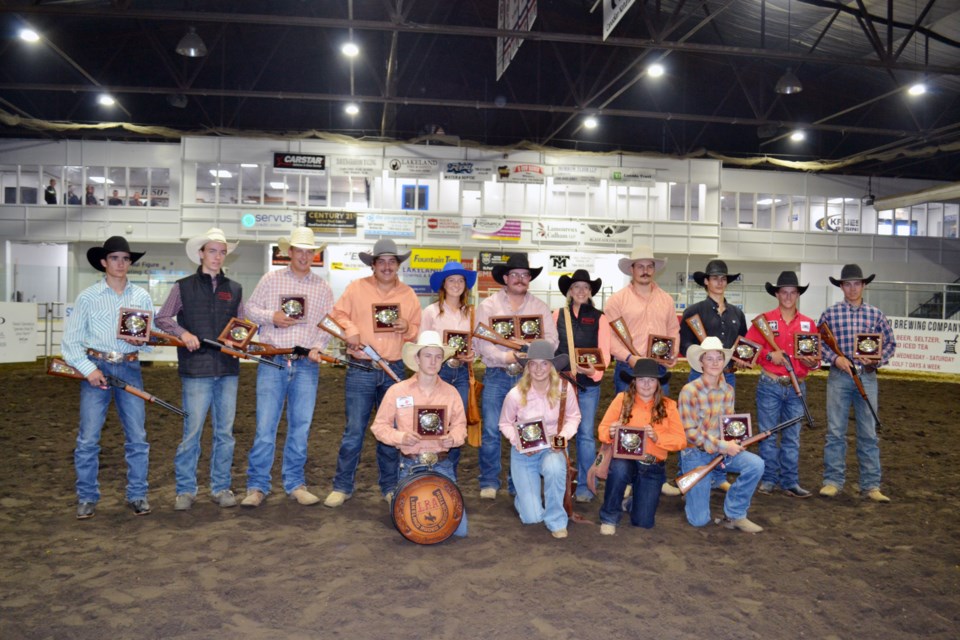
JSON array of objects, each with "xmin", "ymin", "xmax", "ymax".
[
  {"xmin": 817, "ymin": 300, "xmax": 896, "ymax": 367},
  {"xmin": 244, "ymin": 267, "xmax": 333, "ymax": 350},
  {"xmin": 678, "ymin": 376, "xmax": 736, "ymax": 455}
]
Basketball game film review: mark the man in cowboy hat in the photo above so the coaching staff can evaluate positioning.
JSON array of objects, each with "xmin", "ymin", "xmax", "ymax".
[
  {"xmin": 678, "ymin": 337, "xmax": 765, "ymax": 533},
  {"xmin": 474, "ymin": 253, "xmax": 558, "ymax": 500},
  {"xmin": 817, "ymin": 264, "xmax": 896, "ymax": 503},
  {"xmin": 240, "ymin": 227, "xmax": 334, "ymax": 508},
  {"xmin": 743, "ymin": 271, "xmax": 821, "ymax": 498},
  {"xmin": 155, "ymin": 228, "xmax": 243, "ymax": 510},
  {"xmin": 370, "ymin": 330, "xmax": 468, "ymax": 537},
  {"xmin": 324, "ymin": 238, "xmax": 422, "ymax": 508},
  {"xmin": 62, "ymin": 236, "xmax": 154, "ymax": 519}
]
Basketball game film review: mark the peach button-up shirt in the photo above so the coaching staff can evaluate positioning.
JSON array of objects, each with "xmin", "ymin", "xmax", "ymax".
[
  {"xmin": 370, "ymin": 375, "xmax": 467, "ymax": 456},
  {"xmin": 331, "ymin": 275, "xmax": 421, "ymax": 362},
  {"xmin": 603, "ymin": 282, "xmax": 680, "ymax": 363}
]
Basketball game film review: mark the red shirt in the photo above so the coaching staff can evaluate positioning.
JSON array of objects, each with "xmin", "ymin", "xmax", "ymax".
[{"xmin": 743, "ymin": 308, "xmax": 820, "ymax": 379}]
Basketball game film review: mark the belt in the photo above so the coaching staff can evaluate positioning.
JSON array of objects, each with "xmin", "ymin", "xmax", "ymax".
[
  {"xmin": 762, "ymin": 369, "xmax": 793, "ymax": 386},
  {"xmin": 637, "ymin": 454, "xmax": 664, "ymax": 465},
  {"xmin": 87, "ymin": 349, "xmax": 138, "ymax": 363},
  {"xmin": 274, "ymin": 353, "xmax": 304, "ymax": 361},
  {"xmin": 402, "ymin": 451, "xmax": 448, "ymax": 465}
]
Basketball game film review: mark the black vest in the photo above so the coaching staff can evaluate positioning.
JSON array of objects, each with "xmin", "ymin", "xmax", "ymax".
[
  {"xmin": 556, "ymin": 303, "xmax": 604, "ymax": 387},
  {"xmin": 176, "ymin": 268, "xmax": 242, "ymax": 377}
]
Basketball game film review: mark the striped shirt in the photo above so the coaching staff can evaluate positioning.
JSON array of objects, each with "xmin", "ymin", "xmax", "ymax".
[
  {"xmin": 678, "ymin": 376, "xmax": 736, "ymax": 455},
  {"xmin": 244, "ymin": 267, "xmax": 333, "ymax": 350},
  {"xmin": 603, "ymin": 282, "xmax": 680, "ymax": 363},
  {"xmin": 817, "ymin": 300, "xmax": 896, "ymax": 367},
  {"xmin": 62, "ymin": 278, "xmax": 155, "ymax": 376}
]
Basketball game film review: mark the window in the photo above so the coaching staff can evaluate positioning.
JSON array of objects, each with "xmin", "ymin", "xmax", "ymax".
[{"xmin": 150, "ymin": 168, "xmax": 170, "ymax": 207}]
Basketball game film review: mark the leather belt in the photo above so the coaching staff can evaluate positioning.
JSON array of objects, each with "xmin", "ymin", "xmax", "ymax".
[
  {"xmin": 402, "ymin": 451, "xmax": 448, "ymax": 465},
  {"xmin": 762, "ymin": 369, "xmax": 793, "ymax": 386},
  {"xmin": 637, "ymin": 454, "xmax": 664, "ymax": 465},
  {"xmin": 275, "ymin": 353, "xmax": 304, "ymax": 361},
  {"xmin": 87, "ymin": 349, "xmax": 138, "ymax": 363}
]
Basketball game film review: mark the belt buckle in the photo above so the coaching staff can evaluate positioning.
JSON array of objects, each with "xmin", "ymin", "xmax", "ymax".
[
  {"xmin": 416, "ymin": 452, "xmax": 439, "ymax": 466},
  {"xmin": 105, "ymin": 351, "xmax": 124, "ymax": 364}
]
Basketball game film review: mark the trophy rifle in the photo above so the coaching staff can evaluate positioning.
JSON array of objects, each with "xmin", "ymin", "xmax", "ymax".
[
  {"xmin": 150, "ymin": 330, "xmax": 283, "ymax": 370},
  {"xmin": 47, "ymin": 358, "xmax": 188, "ymax": 417},
  {"xmin": 472, "ymin": 323, "xmax": 586, "ymax": 391},
  {"xmin": 317, "ymin": 315, "xmax": 402, "ymax": 382},
  {"xmin": 245, "ymin": 341, "xmax": 376, "ymax": 371},
  {"xmin": 751, "ymin": 316, "xmax": 816, "ymax": 428},
  {"xmin": 818, "ymin": 320, "xmax": 883, "ymax": 431}
]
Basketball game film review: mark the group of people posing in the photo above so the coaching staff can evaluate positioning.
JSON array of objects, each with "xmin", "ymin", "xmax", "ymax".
[{"xmin": 63, "ymin": 228, "xmax": 896, "ymax": 539}]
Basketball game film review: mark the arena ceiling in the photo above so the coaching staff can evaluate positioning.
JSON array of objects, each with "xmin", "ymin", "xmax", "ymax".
[{"xmin": 1, "ymin": 0, "xmax": 959, "ymax": 181}]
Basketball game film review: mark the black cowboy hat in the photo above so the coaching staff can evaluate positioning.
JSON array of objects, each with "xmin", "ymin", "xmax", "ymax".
[
  {"xmin": 558, "ymin": 269, "xmax": 602, "ymax": 297},
  {"xmin": 765, "ymin": 271, "xmax": 809, "ymax": 296},
  {"xmin": 829, "ymin": 264, "xmax": 876, "ymax": 287},
  {"xmin": 492, "ymin": 254, "xmax": 543, "ymax": 286},
  {"xmin": 619, "ymin": 357, "xmax": 671, "ymax": 385},
  {"xmin": 692, "ymin": 259, "xmax": 741, "ymax": 287},
  {"xmin": 86, "ymin": 236, "xmax": 145, "ymax": 272}
]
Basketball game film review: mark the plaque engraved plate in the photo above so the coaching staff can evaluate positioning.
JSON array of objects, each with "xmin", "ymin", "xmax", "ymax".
[
  {"xmin": 647, "ymin": 334, "xmax": 675, "ymax": 364},
  {"xmin": 443, "ymin": 330, "xmax": 470, "ymax": 356},
  {"xmin": 731, "ymin": 336, "xmax": 762, "ymax": 367},
  {"xmin": 854, "ymin": 333, "xmax": 882, "ymax": 361},
  {"xmin": 373, "ymin": 304, "xmax": 401, "ymax": 332},
  {"xmin": 794, "ymin": 333, "xmax": 821, "ymax": 358},
  {"xmin": 415, "ymin": 405, "xmax": 446, "ymax": 439},
  {"xmin": 117, "ymin": 308, "xmax": 152, "ymax": 343},
  {"xmin": 721, "ymin": 413, "xmax": 753, "ymax": 444},
  {"xmin": 217, "ymin": 317, "xmax": 257, "ymax": 349},
  {"xmin": 490, "ymin": 316, "xmax": 517, "ymax": 340},
  {"xmin": 575, "ymin": 348, "xmax": 605, "ymax": 371},
  {"xmin": 517, "ymin": 315, "xmax": 543, "ymax": 340},
  {"xmin": 685, "ymin": 314, "xmax": 708, "ymax": 343},
  {"xmin": 516, "ymin": 420, "xmax": 550, "ymax": 453},
  {"xmin": 613, "ymin": 427, "xmax": 649, "ymax": 460},
  {"xmin": 280, "ymin": 295, "xmax": 306, "ymax": 322}
]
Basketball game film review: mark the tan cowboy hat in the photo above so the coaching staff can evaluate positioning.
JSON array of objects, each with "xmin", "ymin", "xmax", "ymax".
[
  {"xmin": 618, "ymin": 244, "xmax": 667, "ymax": 276},
  {"xmin": 277, "ymin": 227, "xmax": 327, "ymax": 256},
  {"xmin": 685, "ymin": 336, "xmax": 733, "ymax": 373},
  {"xmin": 402, "ymin": 330, "xmax": 457, "ymax": 372},
  {"xmin": 185, "ymin": 227, "xmax": 238, "ymax": 265}
]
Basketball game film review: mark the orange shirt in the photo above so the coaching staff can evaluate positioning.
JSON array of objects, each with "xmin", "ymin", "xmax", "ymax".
[
  {"xmin": 370, "ymin": 375, "xmax": 467, "ymax": 455},
  {"xmin": 597, "ymin": 393, "xmax": 686, "ymax": 461},
  {"xmin": 331, "ymin": 275, "xmax": 421, "ymax": 362},
  {"xmin": 603, "ymin": 282, "xmax": 679, "ymax": 363}
]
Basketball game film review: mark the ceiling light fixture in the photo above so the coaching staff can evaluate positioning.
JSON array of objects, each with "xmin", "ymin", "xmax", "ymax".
[
  {"xmin": 775, "ymin": 0, "xmax": 803, "ymax": 95},
  {"xmin": 647, "ymin": 63, "xmax": 665, "ymax": 78},
  {"xmin": 907, "ymin": 82, "xmax": 927, "ymax": 96},
  {"xmin": 98, "ymin": 94, "xmax": 116, "ymax": 107},
  {"xmin": 583, "ymin": 116, "xmax": 598, "ymax": 129},
  {"xmin": 345, "ymin": 103, "xmax": 360, "ymax": 116},
  {"xmin": 790, "ymin": 130, "xmax": 806, "ymax": 142},
  {"xmin": 176, "ymin": 27, "xmax": 207, "ymax": 58},
  {"xmin": 19, "ymin": 28, "xmax": 40, "ymax": 43},
  {"xmin": 209, "ymin": 169, "xmax": 233, "ymax": 178},
  {"xmin": 341, "ymin": 42, "xmax": 359, "ymax": 57}
]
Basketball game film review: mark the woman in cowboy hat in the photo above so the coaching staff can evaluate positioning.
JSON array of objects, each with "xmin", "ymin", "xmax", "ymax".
[
  {"xmin": 421, "ymin": 261, "xmax": 479, "ymax": 476},
  {"xmin": 551, "ymin": 269, "xmax": 610, "ymax": 503},
  {"xmin": 498, "ymin": 340, "xmax": 581, "ymax": 539},
  {"xmin": 597, "ymin": 359, "xmax": 686, "ymax": 535}
]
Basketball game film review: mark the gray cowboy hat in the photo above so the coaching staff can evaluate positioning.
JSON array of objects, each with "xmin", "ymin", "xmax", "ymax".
[
  {"xmin": 765, "ymin": 271, "xmax": 809, "ymax": 296},
  {"xmin": 492, "ymin": 254, "xmax": 543, "ymax": 286},
  {"xmin": 359, "ymin": 238, "xmax": 411, "ymax": 266},
  {"xmin": 829, "ymin": 264, "xmax": 876, "ymax": 287},
  {"xmin": 692, "ymin": 259, "xmax": 740, "ymax": 287},
  {"xmin": 558, "ymin": 269, "xmax": 602, "ymax": 297},
  {"xmin": 523, "ymin": 339, "xmax": 569, "ymax": 372},
  {"xmin": 619, "ymin": 357, "xmax": 671, "ymax": 386},
  {"xmin": 87, "ymin": 236, "xmax": 145, "ymax": 272}
]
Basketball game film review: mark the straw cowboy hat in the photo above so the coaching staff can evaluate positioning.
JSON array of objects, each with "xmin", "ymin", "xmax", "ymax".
[
  {"xmin": 692, "ymin": 259, "xmax": 741, "ymax": 287},
  {"xmin": 359, "ymin": 238, "xmax": 411, "ymax": 266},
  {"xmin": 829, "ymin": 264, "xmax": 876, "ymax": 287},
  {"xmin": 277, "ymin": 227, "xmax": 326, "ymax": 256},
  {"xmin": 429, "ymin": 261, "xmax": 477, "ymax": 292},
  {"xmin": 765, "ymin": 271, "xmax": 809, "ymax": 296},
  {"xmin": 185, "ymin": 227, "xmax": 238, "ymax": 265},
  {"xmin": 558, "ymin": 269, "xmax": 602, "ymax": 297},
  {"xmin": 619, "ymin": 357, "xmax": 671, "ymax": 385},
  {"xmin": 401, "ymin": 330, "xmax": 457, "ymax": 372},
  {"xmin": 685, "ymin": 336, "xmax": 734, "ymax": 373},
  {"xmin": 617, "ymin": 245, "xmax": 667, "ymax": 276},
  {"xmin": 491, "ymin": 254, "xmax": 543, "ymax": 285},
  {"xmin": 523, "ymin": 339, "xmax": 569, "ymax": 372},
  {"xmin": 86, "ymin": 236, "xmax": 145, "ymax": 272}
]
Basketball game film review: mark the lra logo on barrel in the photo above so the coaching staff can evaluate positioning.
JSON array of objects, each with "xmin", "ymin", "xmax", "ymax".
[{"xmin": 391, "ymin": 472, "xmax": 464, "ymax": 544}]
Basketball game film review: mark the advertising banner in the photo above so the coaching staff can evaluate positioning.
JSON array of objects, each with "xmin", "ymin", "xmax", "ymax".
[
  {"xmin": 886, "ymin": 316, "xmax": 960, "ymax": 374},
  {"xmin": 551, "ymin": 165, "xmax": 603, "ymax": 187},
  {"xmin": 472, "ymin": 218, "xmax": 522, "ymax": 241},
  {"xmin": 386, "ymin": 157, "xmax": 440, "ymax": 178},
  {"xmin": 364, "ymin": 213, "xmax": 416, "ymax": 238},
  {"xmin": 581, "ymin": 222, "xmax": 632, "ymax": 245},
  {"xmin": 603, "ymin": 0, "xmax": 637, "ymax": 40},
  {"xmin": 424, "ymin": 216, "xmax": 464, "ymax": 240},
  {"xmin": 441, "ymin": 160, "xmax": 495, "ymax": 183},
  {"xmin": 535, "ymin": 220, "xmax": 580, "ymax": 242},
  {"xmin": 273, "ymin": 152, "xmax": 326, "ymax": 175},
  {"xmin": 608, "ymin": 167, "xmax": 656, "ymax": 187},
  {"xmin": 494, "ymin": 162, "xmax": 546, "ymax": 184},
  {"xmin": 330, "ymin": 156, "xmax": 383, "ymax": 179},
  {"xmin": 305, "ymin": 210, "xmax": 358, "ymax": 234},
  {"xmin": 0, "ymin": 302, "xmax": 37, "ymax": 362}
]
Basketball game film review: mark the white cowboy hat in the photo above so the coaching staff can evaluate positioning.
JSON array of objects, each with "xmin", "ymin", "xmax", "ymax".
[
  {"xmin": 685, "ymin": 336, "xmax": 733, "ymax": 373},
  {"xmin": 277, "ymin": 227, "xmax": 327, "ymax": 256},
  {"xmin": 185, "ymin": 227, "xmax": 238, "ymax": 265},
  {"xmin": 402, "ymin": 330, "xmax": 457, "ymax": 372},
  {"xmin": 617, "ymin": 244, "xmax": 667, "ymax": 276}
]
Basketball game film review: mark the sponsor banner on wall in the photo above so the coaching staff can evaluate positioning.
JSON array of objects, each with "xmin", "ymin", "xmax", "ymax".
[
  {"xmin": 886, "ymin": 316, "xmax": 960, "ymax": 374},
  {"xmin": 814, "ymin": 213, "xmax": 861, "ymax": 233},
  {"xmin": 495, "ymin": 162, "xmax": 546, "ymax": 184},
  {"xmin": 409, "ymin": 248, "xmax": 462, "ymax": 271},
  {"xmin": 270, "ymin": 245, "xmax": 324, "ymax": 266},
  {"xmin": 608, "ymin": 167, "xmax": 656, "ymax": 187},
  {"xmin": 472, "ymin": 218, "xmax": 522, "ymax": 241},
  {"xmin": 497, "ymin": 0, "xmax": 537, "ymax": 80},
  {"xmin": 386, "ymin": 157, "xmax": 440, "ymax": 178},
  {"xmin": 273, "ymin": 152, "xmax": 327, "ymax": 175},
  {"xmin": 477, "ymin": 251, "xmax": 525, "ymax": 296},
  {"xmin": 545, "ymin": 254, "xmax": 597, "ymax": 278},
  {"xmin": 441, "ymin": 160, "xmax": 495, "ymax": 182},
  {"xmin": 330, "ymin": 156, "xmax": 383, "ymax": 179},
  {"xmin": 581, "ymin": 222, "xmax": 632, "ymax": 245},
  {"xmin": 240, "ymin": 211, "xmax": 298, "ymax": 231},
  {"xmin": 305, "ymin": 210, "xmax": 358, "ymax": 234},
  {"xmin": 327, "ymin": 245, "xmax": 366, "ymax": 272},
  {"xmin": 424, "ymin": 216, "xmax": 464, "ymax": 240},
  {"xmin": 535, "ymin": 220, "xmax": 580, "ymax": 242},
  {"xmin": 603, "ymin": 0, "xmax": 637, "ymax": 40},
  {"xmin": 0, "ymin": 302, "xmax": 38, "ymax": 362},
  {"xmin": 364, "ymin": 213, "xmax": 416, "ymax": 238},
  {"xmin": 551, "ymin": 165, "xmax": 603, "ymax": 187}
]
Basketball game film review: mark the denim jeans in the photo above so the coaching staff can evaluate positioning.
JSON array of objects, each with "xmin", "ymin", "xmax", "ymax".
[
  {"xmin": 245, "ymin": 357, "xmax": 319, "ymax": 495},
  {"xmin": 679, "ymin": 447, "xmax": 763, "ymax": 526},
  {"xmin": 75, "ymin": 358, "xmax": 148, "ymax": 503},
  {"xmin": 479, "ymin": 366, "xmax": 522, "ymax": 490},
  {"xmin": 756, "ymin": 374, "xmax": 805, "ymax": 489},
  {"xmin": 688, "ymin": 369, "xmax": 737, "ymax": 488},
  {"xmin": 599, "ymin": 458, "xmax": 665, "ymax": 528},
  {"xmin": 438, "ymin": 363, "xmax": 470, "ymax": 476},
  {"xmin": 509, "ymin": 447, "xmax": 568, "ymax": 532},
  {"xmin": 572, "ymin": 384, "xmax": 600, "ymax": 500},
  {"xmin": 331, "ymin": 359, "xmax": 405, "ymax": 497},
  {"xmin": 824, "ymin": 368, "xmax": 881, "ymax": 491},
  {"xmin": 397, "ymin": 457, "xmax": 467, "ymax": 537},
  {"xmin": 175, "ymin": 375, "xmax": 238, "ymax": 495},
  {"xmin": 614, "ymin": 360, "xmax": 670, "ymax": 396}
]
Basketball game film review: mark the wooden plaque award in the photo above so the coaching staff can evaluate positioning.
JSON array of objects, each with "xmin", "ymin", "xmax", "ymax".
[
  {"xmin": 118, "ymin": 308, "xmax": 152, "ymax": 343},
  {"xmin": 720, "ymin": 413, "xmax": 752, "ymax": 444},
  {"xmin": 517, "ymin": 315, "xmax": 543, "ymax": 340},
  {"xmin": 415, "ymin": 405, "xmax": 446, "ymax": 439},
  {"xmin": 516, "ymin": 420, "xmax": 550, "ymax": 453},
  {"xmin": 280, "ymin": 295, "xmax": 306, "ymax": 322},
  {"xmin": 489, "ymin": 316, "xmax": 517, "ymax": 341},
  {"xmin": 794, "ymin": 333, "xmax": 822, "ymax": 358},
  {"xmin": 854, "ymin": 334, "xmax": 882, "ymax": 361},
  {"xmin": 613, "ymin": 427, "xmax": 649, "ymax": 460},
  {"xmin": 373, "ymin": 304, "xmax": 400, "ymax": 332},
  {"xmin": 647, "ymin": 335, "xmax": 675, "ymax": 364},
  {"xmin": 575, "ymin": 348, "xmax": 605, "ymax": 371},
  {"xmin": 217, "ymin": 317, "xmax": 257, "ymax": 349}
]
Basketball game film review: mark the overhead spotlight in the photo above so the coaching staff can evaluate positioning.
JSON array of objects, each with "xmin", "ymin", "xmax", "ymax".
[
  {"xmin": 98, "ymin": 94, "xmax": 116, "ymax": 107},
  {"xmin": 907, "ymin": 82, "xmax": 927, "ymax": 96},
  {"xmin": 647, "ymin": 63, "xmax": 665, "ymax": 78},
  {"xmin": 583, "ymin": 116, "xmax": 598, "ymax": 129},
  {"xmin": 19, "ymin": 28, "xmax": 40, "ymax": 43},
  {"xmin": 345, "ymin": 103, "xmax": 360, "ymax": 116},
  {"xmin": 775, "ymin": 68, "xmax": 803, "ymax": 95},
  {"xmin": 176, "ymin": 27, "xmax": 207, "ymax": 58},
  {"xmin": 341, "ymin": 42, "xmax": 360, "ymax": 57},
  {"xmin": 861, "ymin": 176, "xmax": 876, "ymax": 206},
  {"xmin": 790, "ymin": 130, "xmax": 806, "ymax": 142}
]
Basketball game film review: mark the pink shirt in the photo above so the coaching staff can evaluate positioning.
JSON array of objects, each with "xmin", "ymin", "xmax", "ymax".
[
  {"xmin": 421, "ymin": 302, "xmax": 474, "ymax": 342},
  {"xmin": 331, "ymin": 275, "xmax": 422, "ymax": 362},
  {"xmin": 244, "ymin": 267, "xmax": 333, "ymax": 350},
  {"xmin": 603, "ymin": 282, "xmax": 680, "ymax": 363},
  {"xmin": 498, "ymin": 380, "xmax": 581, "ymax": 449},
  {"xmin": 474, "ymin": 288, "xmax": 559, "ymax": 368},
  {"xmin": 370, "ymin": 375, "xmax": 467, "ymax": 455}
]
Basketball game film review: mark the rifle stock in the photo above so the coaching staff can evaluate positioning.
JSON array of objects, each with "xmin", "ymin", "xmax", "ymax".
[
  {"xmin": 246, "ymin": 341, "xmax": 376, "ymax": 371},
  {"xmin": 317, "ymin": 315, "xmax": 402, "ymax": 382},
  {"xmin": 818, "ymin": 320, "xmax": 883, "ymax": 430},
  {"xmin": 201, "ymin": 338, "xmax": 284, "ymax": 369},
  {"xmin": 47, "ymin": 358, "xmax": 188, "ymax": 417}
]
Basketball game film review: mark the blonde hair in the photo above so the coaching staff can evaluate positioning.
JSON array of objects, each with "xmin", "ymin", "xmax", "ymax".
[
  {"xmin": 517, "ymin": 365, "xmax": 562, "ymax": 408},
  {"xmin": 618, "ymin": 379, "xmax": 668, "ymax": 425},
  {"xmin": 436, "ymin": 287, "xmax": 470, "ymax": 318}
]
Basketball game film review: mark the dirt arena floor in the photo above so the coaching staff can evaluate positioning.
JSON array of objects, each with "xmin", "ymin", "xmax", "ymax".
[{"xmin": 0, "ymin": 360, "xmax": 957, "ymax": 639}]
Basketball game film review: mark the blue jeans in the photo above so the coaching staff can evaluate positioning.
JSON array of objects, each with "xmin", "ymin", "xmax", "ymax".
[
  {"xmin": 688, "ymin": 369, "xmax": 737, "ymax": 488},
  {"xmin": 599, "ymin": 458, "xmax": 665, "ymax": 528},
  {"xmin": 614, "ymin": 360, "xmax": 670, "ymax": 396},
  {"xmin": 479, "ymin": 366, "xmax": 522, "ymax": 490},
  {"xmin": 175, "ymin": 375, "xmax": 238, "ymax": 495},
  {"xmin": 246, "ymin": 357, "xmax": 319, "ymax": 495},
  {"xmin": 824, "ymin": 368, "xmax": 881, "ymax": 491},
  {"xmin": 332, "ymin": 359, "xmax": 405, "ymax": 496},
  {"xmin": 679, "ymin": 447, "xmax": 763, "ymax": 526},
  {"xmin": 438, "ymin": 363, "xmax": 470, "ymax": 476},
  {"xmin": 75, "ymin": 358, "xmax": 148, "ymax": 503},
  {"xmin": 573, "ymin": 384, "xmax": 600, "ymax": 500},
  {"xmin": 397, "ymin": 457, "xmax": 467, "ymax": 537},
  {"xmin": 756, "ymin": 374, "xmax": 805, "ymax": 489},
  {"xmin": 509, "ymin": 447, "xmax": 568, "ymax": 532}
]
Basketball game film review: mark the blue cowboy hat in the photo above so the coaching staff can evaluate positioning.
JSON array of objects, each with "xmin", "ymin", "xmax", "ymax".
[{"xmin": 429, "ymin": 261, "xmax": 477, "ymax": 292}]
